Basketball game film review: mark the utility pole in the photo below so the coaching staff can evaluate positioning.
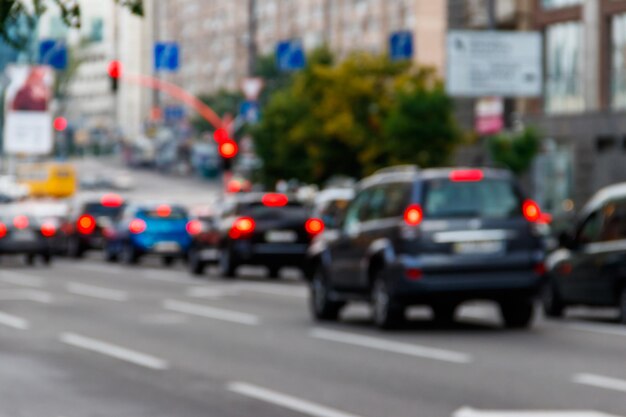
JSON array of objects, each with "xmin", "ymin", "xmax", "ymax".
[
  {"xmin": 247, "ymin": 0, "xmax": 257, "ymax": 76},
  {"xmin": 152, "ymin": 0, "xmax": 161, "ymax": 112}
]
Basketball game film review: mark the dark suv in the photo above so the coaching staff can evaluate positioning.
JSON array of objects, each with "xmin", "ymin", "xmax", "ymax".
[{"xmin": 307, "ymin": 166, "xmax": 548, "ymax": 329}]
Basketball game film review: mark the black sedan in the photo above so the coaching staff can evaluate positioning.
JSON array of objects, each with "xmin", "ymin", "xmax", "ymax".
[{"xmin": 0, "ymin": 211, "xmax": 57, "ymax": 265}]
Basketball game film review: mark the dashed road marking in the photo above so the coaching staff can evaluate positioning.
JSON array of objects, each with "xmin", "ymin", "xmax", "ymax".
[
  {"xmin": 0, "ymin": 311, "xmax": 30, "ymax": 330},
  {"xmin": 163, "ymin": 299, "xmax": 259, "ymax": 326},
  {"xmin": 67, "ymin": 282, "xmax": 129, "ymax": 302}
]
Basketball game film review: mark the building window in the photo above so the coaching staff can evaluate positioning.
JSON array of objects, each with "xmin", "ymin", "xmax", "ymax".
[
  {"xmin": 542, "ymin": 0, "xmax": 582, "ymax": 9},
  {"xmin": 612, "ymin": 13, "xmax": 626, "ymax": 109},
  {"xmin": 545, "ymin": 21, "xmax": 584, "ymax": 114}
]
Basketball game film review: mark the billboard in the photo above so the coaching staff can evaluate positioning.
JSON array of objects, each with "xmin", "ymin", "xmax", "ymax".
[
  {"xmin": 446, "ymin": 31, "xmax": 542, "ymax": 97},
  {"xmin": 3, "ymin": 65, "xmax": 54, "ymax": 155}
]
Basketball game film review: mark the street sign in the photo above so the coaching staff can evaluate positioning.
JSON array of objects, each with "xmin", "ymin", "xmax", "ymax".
[
  {"xmin": 389, "ymin": 31, "xmax": 414, "ymax": 61},
  {"xmin": 446, "ymin": 31, "xmax": 542, "ymax": 97},
  {"xmin": 241, "ymin": 77, "xmax": 265, "ymax": 101},
  {"xmin": 39, "ymin": 39, "xmax": 68, "ymax": 70},
  {"xmin": 164, "ymin": 105, "xmax": 185, "ymax": 122},
  {"xmin": 154, "ymin": 42, "xmax": 180, "ymax": 72},
  {"xmin": 475, "ymin": 97, "xmax": 504, "ymax": 136},
  {"xmin": 240, "ymin": 101, "xmax": 260, "ymax": 124},
  {"xmin": 276, "ymin": 40, "xmax": 306, "ymax": 72}
]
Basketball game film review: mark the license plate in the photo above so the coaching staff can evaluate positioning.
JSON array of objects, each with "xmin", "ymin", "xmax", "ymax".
[
  {"xmin": 200, "ymin": 248, "xmax": 219, "ymax": 260},
  {"xmin": 453, "ymin": 240, "xmax": 504, "ymax": 255},
  {"xmin": 154, "ymin": 242, "xmax": 180, "ymax": 253},
  {"xmin": 265, "ymin": 230, "xmax": 298, "ymax": 243},
  {"xmin": 12, "ymin": 230, "xmax": 35, "ymax": 242}
]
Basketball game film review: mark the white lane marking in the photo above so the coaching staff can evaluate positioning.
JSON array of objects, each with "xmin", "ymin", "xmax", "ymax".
[
  {"xmin": 163, "ymin": 299, "xmax": 259, "ymax": 326},
  {"xmin": 66, "ymin": 282, "xmax": 129, "ymax": 302},
  {"xmin": 71, "ymin": 263, "xmax": 122, "ymax": 275},
  {"xmin": 141, "ymin": 270, "xmax": 186, "ymax": 284},
  {"xmin": 564, "ymin": 322, "xmax": 626, "ymax": 338},
  {"xmin": 186, "ymin": 286, "xmax": 240, "ymax": 299},
  {"xmin": 0, "ymin": 289, "xmax": 53, "ymax": 303},
  {"xmin": 310, "ymin": 328, "xmax": 472, "ymax": 364},
  {"xmin": 454, "ymin": 407, "xmax": 621, "ymax": 417},
  {"xmin": 0, "ymin": 272, "xmax": 45, "ymax": 288},
  {"xmin": 0, "ymin": 311, "xmax": 30, "ymax": 330},
  {"xmin": 59, "ymin": 333, "xmax": 168, "ymax": 370},
  {"xmin": 228, "ymin": 382, "xmax": 364, "ymax": 417},
  {"xmin": 236, "ymin": 283, "xmax": 307, "ymax": 299},
  {"xmin": 573, "ymin": 373, "xmax": 626, "ymax": 393}
]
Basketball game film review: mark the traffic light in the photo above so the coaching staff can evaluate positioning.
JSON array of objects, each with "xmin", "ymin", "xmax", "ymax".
[
  {"xmin": 53, "ymin": 117, "xmax": 68, "ymax": 132},
  {"xmin": 213, "ymin": 128, "xmax": 229, "ymax": 143},
  {"xmin": 219, "ymin": 140, "xmax": 238, "ymax": 159},
  {"xmin": 107, "ymin": 60, "xmax": 123, "ymax": 92}
]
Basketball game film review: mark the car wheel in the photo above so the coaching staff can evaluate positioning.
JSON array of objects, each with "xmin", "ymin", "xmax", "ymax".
[
  {"xmin": 309, "ymin": 267, "xmax": 344, "ymax": 321},
  {"xmin": 24, "ymin": 254, "xmax": 36, "ymax": 266},
  {"xmin": 267, "ymin": 266, "xmax": 281, "ymax": 280},
  {"xmin": 104, "ymin": 244, "xmax": 118, "ymax": 263},
  {"xmin": 67, "ymin": 237, "xmax": 84, "ymax": 259},
  {"xmin": 121, "ymin": 242, "xmax": 139, "ymax": 265},
  {"xmin": 500, "ymin": 299, "xmax": 535, "ymax": 329},
  {"xmin": 372, "ymin": 274, "xmax": 404, "ymax": 330},
  {"xmin": 542, "ymin": 281, "xmax": 565, "ymax": 318},
  {"xmin": 619, "ymin": 288, "xmax": 626, "ymax": 325},
  {"xmin": 188, "ymin": 248, "xmax": 206, "ymax": 276},
  {"xmin": 41, "ymin": 253, "xmax": 52, "ymax": 266},
  {"xmin": 219, "ymin": 249, "xmax": 237, "ymax": 279},
  {"xmin": 431, "ymin": 302, "xmax": 457, "ymax": 325},
  {"xmin": 161, "ymin": 256, "xmax": 175, "ymax": 267}
]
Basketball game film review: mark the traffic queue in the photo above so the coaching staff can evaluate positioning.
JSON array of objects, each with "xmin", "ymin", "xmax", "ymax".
[{"xmin": 3, "ymin": 165, "xmax": 626, "ymax": 330}]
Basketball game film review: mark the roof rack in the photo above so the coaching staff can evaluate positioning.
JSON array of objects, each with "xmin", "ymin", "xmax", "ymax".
[{"xmin": 372, "ymin": 165, "xmax": 420, "ymax": 176}]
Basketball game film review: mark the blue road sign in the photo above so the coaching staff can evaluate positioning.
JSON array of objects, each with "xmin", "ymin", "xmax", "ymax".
[
  {"xmin": 276, "ymin": 39, "xmax": 306, "ymax": 72},
  {"xmin": 164, "ymin": 106, "xmax": 185, "ymax": 122},
  {"xmin": 39, "ymin": 39, "xmax": 68, "ymax": 70},
  {"xmin": 389, "ymin": 31, "xmax": 414, "ymax": 61},
  {"xmin": 154, "ymin": 42, "xmax": 180, "ymax": 72},
  {"xmin": 240, "ymin": 101, "xmax": 260, "ymax": 124}
]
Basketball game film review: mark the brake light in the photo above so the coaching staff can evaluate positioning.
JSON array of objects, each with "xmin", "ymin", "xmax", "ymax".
[
  {"xmin": 40, "ymin": 222, "xmax": 56, "ymax": 237},
  {"xmin": 523, "ymin": 200, "xmax": 541, "ymax": 222},
  {"xmin": 449, "ymin": 169, "xmax": 484, "ymax": 182},
  {"xmin": 305, "ymin": 218, "xmax": 324, "ymax": 236},
  {"xmin": 0, "ymin": 223, "xmax": 7, "ymax": 238},
  {"xmin": 404, "ymin": 204, "xmax": 423, "ymax": 226},
  {"xmin": 227, "ymin": 179, "xmax": 242, "ymax": 193},
  {"xmin": 13, "ymin": 215, "xmax": 29, "ymax": 230},
  {"xmin": 534, "ymin": 262, "xmax": 546, "ymax": 276},
  {"xmin": 229, "ymin": 217, "xmax": 255, "ymax": 239},
  {"xmin": 156, "ymin": 205, "xmax": 171, "ymax": 217},
  {"xmin": 101, "ymin": 193, "xmax": 123, "ymax": 208},
  {"xmin": 405, "ymin": 268, "xmax": 423, "ymax": 280},
  {"xmin": 262, "ymin": 193, "xmax": 288, "ymax": 207},
  {"xmin": 129, "ymin": 219, "xmax": 147, "ymax": 234},
  {"xmin": 186, "ymin": 220, "xmax": 203, "ymax": 235},
  {"xmin": 77, "ymin": 214, "xmax": 96, "ymax": 234}
]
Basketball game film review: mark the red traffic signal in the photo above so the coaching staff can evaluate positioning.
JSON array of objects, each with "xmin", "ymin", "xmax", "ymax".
[
  {"xmin": 108, "ymin": 60, "xmax": 123, "ymax": 79},
  {"xmin": 218, "ymin": 140, "xmax": 238, "ymax": 159},
  {"xmin": 53, "ymin": 117, "xmax": 68, "ymax": 132},
  {"xmin": 213, "ymin": 128, "xmax": 229, "ymax": 143}
]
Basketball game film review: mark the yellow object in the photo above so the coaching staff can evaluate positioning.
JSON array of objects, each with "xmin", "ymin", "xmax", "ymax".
[{"xmin": 17, "ymin": 163, "xmax": 77, "ymax": 198}]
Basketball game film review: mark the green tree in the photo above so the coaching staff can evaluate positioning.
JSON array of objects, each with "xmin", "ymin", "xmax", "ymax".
[
  {"xmin": 191, "ymin": 89, "xmax": 244, "ymax": 134},
  {"xmin": 487, "ymin": 127, "xmax": 541, "ymax": 175}
]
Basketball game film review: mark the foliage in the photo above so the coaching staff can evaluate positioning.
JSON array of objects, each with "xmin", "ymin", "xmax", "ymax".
[
  {"xmin": 487, "ymin": 127, "xmax": 541, "ymax": 175},
  {"xmin": 1, "ymin": 0, "xmax": 143, "ymax": 49},
  {"xmin": 252, "ymin": 47, "xmax": 460, "ymax": 185}
]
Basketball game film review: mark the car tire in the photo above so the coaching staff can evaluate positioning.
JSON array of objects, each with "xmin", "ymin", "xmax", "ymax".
[
  {"xmin": 67, "ymin": 238, "xmax": 84, "ymax": 259},
  {"xmin": 542, "ymin": 281, "xmax": 565, "ymax": 318},
  {"xmin": 431, "ymin": 302, "xmax": 457, "ymax": 325},
  {"xmin": 219, "ymin": 249, "xmax": 237, "ymax": 279},
  {"xmin": 162, "ymin": 256, "xmax": 175, "ymax": 267},
  {"xmin": 41, "ymin": 253, "xmax": 52, "ymax": 266},
  {"xmin": 500, "ymin": 299, "xmax": 535, "ymax": 329},
  {"xmin": 104, "ymin": 244, "xmax": 118, "ymax": 263},
  {"xmin": 121, "ymin": 242, "xmax": 139, "ymax": 265},
  {"xmin": 25, "ymin": 254, "xmax": 36, "ymax": 266},
  {"xmin": 188, "ymin": 248, "xmax": 206, "ymax": 276},
  {"xmin": 309, "ymin": 267, "xmax": 344, "ymax": 321},
  {"xmin": 267, "ymin": 266, "xmax": 281, "ymax": 280},
  {"xmin": 618, "ymin": 287, "xmax": 626, "ymax": 325},
  {"xmin": 372, "ymin": 274, "xmax": 404, "ymax": 330}
]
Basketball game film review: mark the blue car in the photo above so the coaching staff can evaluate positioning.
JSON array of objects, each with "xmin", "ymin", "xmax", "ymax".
[{"xmin": 104, "ymin": 203, "xmax": 197, "ymax": 266}]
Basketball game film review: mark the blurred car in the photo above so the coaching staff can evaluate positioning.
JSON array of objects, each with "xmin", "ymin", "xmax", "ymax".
[
  {"xmin": 0, "ymin": 206, "xmax": 59, "ymax": 265},
  {"xmin": 313, "ymin": 188, "xmax": 355, "ymax": 229},
  {"xmin": 79, "ymin": 172, "xmax": 135, "ymax": 191},
  {"xmin": 15, "ymin": 200, "xmax": 70, "ymax": 254},
  {"xmin": 187, "ymin": 206, "xmax": 221, "ymax": 275},
  {"xmin": 65, "ymin": 193, "xmax": 126, "ymax": 258},
  {"xmin": 208, "ymin": 193, "xmax": 324, "ymax": 279},
  {"xmin": 306, "ymin": 166, "xmax": 549, "ymax": 329},
  {"xmin": 104, "ymin": 203, "xmax": 194, "ymax": 265},
  {"xmin": 544, "ymin": 182, "xmax": 626, "ymax": 323}
]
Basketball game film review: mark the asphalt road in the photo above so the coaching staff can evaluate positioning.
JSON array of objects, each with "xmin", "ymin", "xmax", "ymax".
[{"xmin": 1, "ymin": 160, "xmax": 626, "ymax": 417}]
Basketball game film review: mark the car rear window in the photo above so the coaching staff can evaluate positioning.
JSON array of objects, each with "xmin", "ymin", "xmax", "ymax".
[
  {"xmin": 139, "ymin": 207, "xmax": 188, "ymax": 220},
  {"xmin": 424, "ymin": 179, "xmax": 522, "ymax": 219},
  {"xmin": 84, "ymin": 203, "xmax": 124, "ymax": 218},
  {"xmin": 238, "ymin": 202, "xmax": 308, "ymax": 219}
]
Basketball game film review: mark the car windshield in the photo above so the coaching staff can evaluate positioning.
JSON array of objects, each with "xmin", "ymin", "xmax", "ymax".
[
  {"xmin": 238, "ymin": 202, "xmax": 308, "ymax": 219},
  {"xmin": 84, "ymin": 203, "xmax": 125, "ymax": 218},
  {"xmin": 424, "ymin": 179, "xmax": 522, "ymax": 219}
]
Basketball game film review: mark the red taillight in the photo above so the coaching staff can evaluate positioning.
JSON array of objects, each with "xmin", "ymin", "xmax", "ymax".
[
  {"xmin": 229, "ymin": 217, "xmax": 255, "ymax": 239},
  {"xmin": 405, "ymin": 268, "xmax": 423, "ymax": 280},
  {"xmin": 13, "ymin": 215, "xmax": 29, "ymax": 229},
  {"xmin": 449, "ymin": 169, "xmax": 484, "ymax": 182},
  {"xmin": 77, "ymin": 214, "xmax": 96, "ymax": 234},
  {"xmin": 156, "ymin": 205, "xmax": 172, "ymax": 217},
  {"xmin": 262, "ymin": 193, "xmax": 288, "ymax": 207},
  {"xmin": 534, "ymin": 262, "xmax": 546, "ymax": 276},
  {"xmin": 523, "ymin": 200, "xmax": 541, "ymax": 222},
  {"xmin": 227, "ymin": 179, "xmax": 242, "ymax": 193},
  {"xmin": 129, "ymin": 219, "xmax": 147, "ymax": 234},
  {"xmin": 404, "ymin": 204, "xmax": 423, "ymax": 226},
  {"xmin": 101, "ymin": 193, "xmax": 123, "ymax": 208},
  {"xmin": 40, "ymin": 222, "xmax": 56, "ymax": 237},
  {"xmin": 0, "ymin": 223, "xmax": 7, "ymax": 239},
  {"xmin": 305, "ymin": 218, "xmax": 324, "ymax": 236},
  {"xmin": 186, "ymin": 220, "xmax": 203, "ymax": 235}
]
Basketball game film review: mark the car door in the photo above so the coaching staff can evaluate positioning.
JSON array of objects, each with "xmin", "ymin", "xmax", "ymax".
[{"xmin": 329, "ymin": 188, "xmax": 372, "ymax": 289}]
